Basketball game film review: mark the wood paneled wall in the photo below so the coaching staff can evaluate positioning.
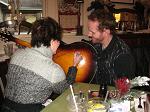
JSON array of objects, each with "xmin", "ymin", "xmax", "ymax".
[{"xmin": 42, "ymin": 0, "xmax": 58, "ymax": 22}]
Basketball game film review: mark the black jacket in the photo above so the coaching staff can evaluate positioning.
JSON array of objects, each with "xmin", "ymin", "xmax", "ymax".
[{"xmin": 92, "ymin": 36, "xmax": 135, "ymax": 85}]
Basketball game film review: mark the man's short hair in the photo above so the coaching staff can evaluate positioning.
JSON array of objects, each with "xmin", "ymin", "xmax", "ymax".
[{"xmin": 88, "ymin": 9, "xmax": 116, "ymax": 33}]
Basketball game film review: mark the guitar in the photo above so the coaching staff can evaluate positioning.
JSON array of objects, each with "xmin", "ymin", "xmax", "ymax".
[{"xmin": 0, "ymin": 31, "xmax": 97, "ymax": 82}]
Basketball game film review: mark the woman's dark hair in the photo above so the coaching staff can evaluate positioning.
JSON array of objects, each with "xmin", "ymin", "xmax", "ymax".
[
  {"xmin": 88, "ymin": 9, "xmax": 116, "ymax": 34},
  {"xmin": 31, "ymin": 17, "xmax": 62, "ymax": 47}
]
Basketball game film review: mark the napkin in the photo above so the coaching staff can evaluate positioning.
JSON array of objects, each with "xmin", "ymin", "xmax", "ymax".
[{"xmin": 109, "ymin": 100, "xmax": 130, "ymax": 112}]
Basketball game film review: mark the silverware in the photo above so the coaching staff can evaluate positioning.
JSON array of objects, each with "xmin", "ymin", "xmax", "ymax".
[{"xmin": 138, "ymin": 97, "xmax": 142, "ymax": 108}]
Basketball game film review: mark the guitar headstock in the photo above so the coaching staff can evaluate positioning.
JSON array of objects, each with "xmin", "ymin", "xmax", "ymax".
[{"xmin": 0, "ymin": 31, "xmax": 15, "ymax": 43}]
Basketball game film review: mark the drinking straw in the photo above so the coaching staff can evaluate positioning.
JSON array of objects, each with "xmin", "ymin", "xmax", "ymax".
[
  {"xmin": 104, "ymin": 91, "xmax": 109, "ymax": 103},
  {"xmin": 70, "ymin": 85, "xmax": 78, "ymax": 112}
]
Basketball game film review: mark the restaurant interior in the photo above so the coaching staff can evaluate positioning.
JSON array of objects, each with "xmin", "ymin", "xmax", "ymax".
[{"xmin": 0, "ymin": 0, "xmax": 150, "ymax": 112}]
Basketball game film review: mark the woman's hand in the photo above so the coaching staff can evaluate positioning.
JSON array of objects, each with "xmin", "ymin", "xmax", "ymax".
[{"xmin": 73, "ymin": 51, "xmax": 82, "ymax": 67}]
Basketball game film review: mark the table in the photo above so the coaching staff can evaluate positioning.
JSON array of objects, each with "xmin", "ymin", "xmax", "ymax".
[
  {"xmin": 41, "ymin": 83, "xmax": 101, "ymax": 112},
  {"xmin": 41, "ymin": 83, "xmax": 150, "ymax": 112}
]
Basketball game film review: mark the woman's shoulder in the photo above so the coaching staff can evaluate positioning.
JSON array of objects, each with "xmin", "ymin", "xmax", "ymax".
[{"xmin": 49, "ymin": 62, "xmax": 66, "ymax": 83}]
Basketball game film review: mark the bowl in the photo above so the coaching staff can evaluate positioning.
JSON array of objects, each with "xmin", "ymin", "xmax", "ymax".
[{"xmin": 87, "ymin": 97, "xmax": 110, "ymax": 112}]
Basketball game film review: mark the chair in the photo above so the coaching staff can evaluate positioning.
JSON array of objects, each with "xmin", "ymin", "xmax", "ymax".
[{"xmin": 0, "ymin": 60, "xmax": 8, "ymax": 108}]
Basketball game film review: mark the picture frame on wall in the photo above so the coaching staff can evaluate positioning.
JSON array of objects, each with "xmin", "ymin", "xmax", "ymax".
[{"xmin": 110, "ymin": 0, "xmax": 134, "ymax": 4}]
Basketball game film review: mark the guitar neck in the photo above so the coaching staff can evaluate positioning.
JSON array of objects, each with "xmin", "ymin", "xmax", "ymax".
[
  {"xmin": 14, "ymin": 37, "xmax": 31, "ymax": 48},
  {"xmin": 0, "ymin": 32, "xmax": 31, "ymax": 48}
]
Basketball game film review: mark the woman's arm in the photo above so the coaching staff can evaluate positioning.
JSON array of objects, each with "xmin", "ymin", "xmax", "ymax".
[{"xmin": 52, "ymin": 52, "xmax": 82, "ymax": 94}]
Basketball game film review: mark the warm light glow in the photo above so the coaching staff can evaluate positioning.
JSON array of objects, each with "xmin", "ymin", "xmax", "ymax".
[
  {"xmin": 78, "ymin": 58, "xmax": 85, "ymax": 66},
  {"xmin": 7, "ymin": 20, "xmax": 13, "ymax": 25},
  {"xmin": 114, "ymin": 13, "xmax": 121, "ymax": 22},
  {"xmin": 8, "ymin": 5, "xmax": 12, "ymax": 10}
]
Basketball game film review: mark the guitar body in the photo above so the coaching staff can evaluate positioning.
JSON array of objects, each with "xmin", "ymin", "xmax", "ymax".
[
  {"xmin": 0, "ymin": 32, "xmax": 97, "ymax": 82},
  {"xmin": 54, "ymin": 42, "xmax": 97, "ymax": 82}
]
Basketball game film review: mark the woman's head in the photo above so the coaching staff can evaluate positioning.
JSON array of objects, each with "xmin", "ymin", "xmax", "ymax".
[{"xmin": 31, "ymin": 17, "xmax": 62, "ymax": 48}]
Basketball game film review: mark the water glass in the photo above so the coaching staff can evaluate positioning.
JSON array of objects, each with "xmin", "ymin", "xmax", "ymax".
[
  {"xmin": 66, "ymin": 93, "xmax": 87, "ymax": 112},
  {"xmin": 4, "ymin": 43, "xmax": 13, "ymax": 57}
]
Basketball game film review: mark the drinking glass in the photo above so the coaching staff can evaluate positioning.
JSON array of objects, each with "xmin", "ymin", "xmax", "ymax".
[
  {"xmin": 66, "ymin": 93, "xmax": 87, "ymax": 112},
  {"xmin": 4, "ymin": 43, "xmax": 13, "ymax": 57}
]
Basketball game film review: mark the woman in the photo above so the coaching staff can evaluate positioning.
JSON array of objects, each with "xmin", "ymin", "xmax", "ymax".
[{"xmin": 1, "ymin": 17, "xmax": 82, "ymax": 112}]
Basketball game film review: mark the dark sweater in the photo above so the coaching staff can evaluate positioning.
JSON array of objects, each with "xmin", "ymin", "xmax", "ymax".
[{"xmin": 92, "ymin": 36, "xmax": 135, "ymax": 85}]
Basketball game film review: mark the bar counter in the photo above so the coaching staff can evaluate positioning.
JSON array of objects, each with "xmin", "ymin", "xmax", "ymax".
[{"xmin": 117, "ymin": 32, "xmax": 150, "ymax": 47}]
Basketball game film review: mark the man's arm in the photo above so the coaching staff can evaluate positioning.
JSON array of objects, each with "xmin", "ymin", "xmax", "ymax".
[{"xmin": 114, "ymin": 53, "xmax": 136, "ymax": 79}]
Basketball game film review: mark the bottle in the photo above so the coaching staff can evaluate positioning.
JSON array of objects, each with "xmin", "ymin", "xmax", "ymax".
[
  {"xmin": 88, "ymin": 90, "xmax": 91, "ymax": 99},
  {"xmin": 130, "ymin": 96, "xmax": 136, "ymax": 112},
  {"xmin": 134, "ymin": 21, "xmax": 137, "ymax": 31},
  {"xmin": 99, "ymin": 84, "xmax": 108, "ymax": 99},
  {"xmin": 121, "ymin": 22, "xmax": 125, "ymax": 31}
]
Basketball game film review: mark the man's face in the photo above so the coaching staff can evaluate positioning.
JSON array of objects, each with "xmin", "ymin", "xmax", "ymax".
[{"xmin": 87, "ymin": 20, "xmax": 104, "ymax": 44}]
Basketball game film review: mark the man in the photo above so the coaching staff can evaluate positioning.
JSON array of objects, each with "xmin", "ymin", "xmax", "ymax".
[
  {"xmin": 87, "ymin": 9, "xmax": 135, "ymax": 85},
  {"xmin": 1, "ymin": 17, "xmax": 82, "ymax": 112}
]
